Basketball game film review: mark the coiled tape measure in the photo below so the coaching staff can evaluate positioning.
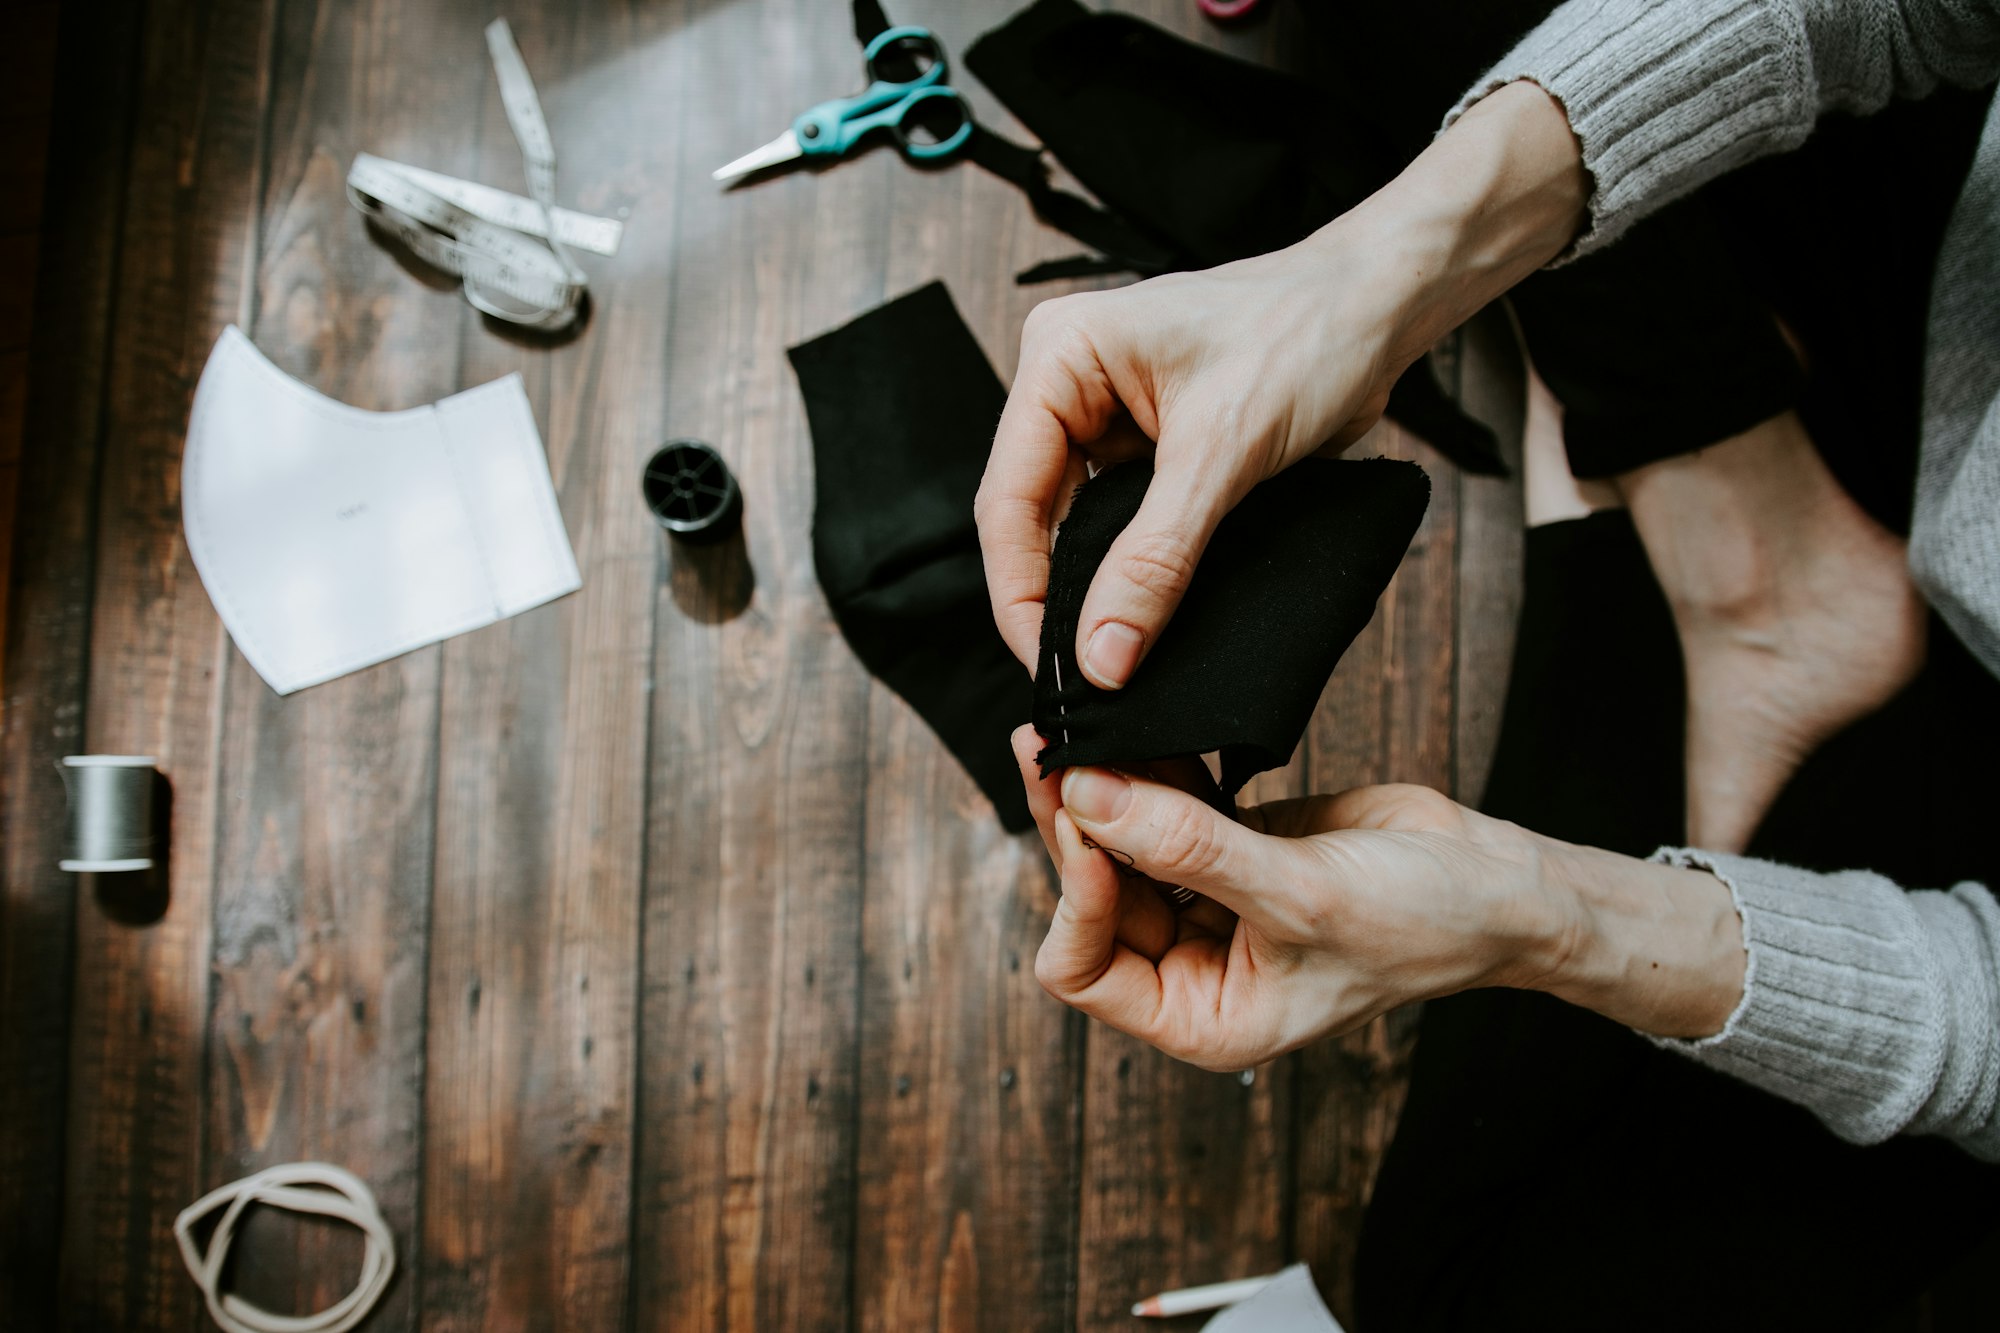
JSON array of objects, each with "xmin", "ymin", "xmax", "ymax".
[{"xmin": 345, "ymin": 19, "xmax": 622, "ymax": 330}]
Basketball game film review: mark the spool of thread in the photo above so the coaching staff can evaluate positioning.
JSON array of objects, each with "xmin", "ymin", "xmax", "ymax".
[
  {"xmin": 642, "ymin": 439, "xmax": 742, "ymax": 544},
  {"xmin": 58, "ymin": 755, "xmax": 159, "ymax": 872}
]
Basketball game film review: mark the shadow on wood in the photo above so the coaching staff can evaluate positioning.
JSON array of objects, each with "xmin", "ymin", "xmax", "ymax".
[
  {"xmin": 668, "ymin": 525, "xmax": 757, "ymax": 624},
  {"xmin": 90, "ymin": 770, "xmax": 172, "ymax": 927}
]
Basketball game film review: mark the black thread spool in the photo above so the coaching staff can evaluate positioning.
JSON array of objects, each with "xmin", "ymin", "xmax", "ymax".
[{"xmin": 642, "ymin": 440, "xmax": 741, "ymax": 544}]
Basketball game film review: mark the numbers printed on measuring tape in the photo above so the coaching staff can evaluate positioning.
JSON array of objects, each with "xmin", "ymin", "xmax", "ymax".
[{"xmin": 344, "ymin": 19, "xmax": 622, "ymax": 331}]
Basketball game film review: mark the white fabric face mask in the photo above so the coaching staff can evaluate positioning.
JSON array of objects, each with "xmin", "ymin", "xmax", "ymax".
[{"xmin": 182, "ymin": 326, "xmax": 582, "ymax": 694}]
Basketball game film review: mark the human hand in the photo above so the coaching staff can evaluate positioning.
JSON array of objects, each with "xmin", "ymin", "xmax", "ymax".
[
  {"xmin": 975, "ymin": 82, "xmax": 1590, "ymax": 689},
  {"xmin": 974, "ymin": 232, "xmax": 1410, "ymax": 688},
  {"xmin": 1011, "ymin": 728, "xmax": 1578, "ymax": 1070},
  {"xmin": 1011, "ymin": 725, "xmax": 1744, "ymax": 1070}
]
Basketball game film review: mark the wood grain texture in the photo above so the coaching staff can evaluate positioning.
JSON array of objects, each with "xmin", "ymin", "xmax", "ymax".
[
  {"xmin": 0, "ymin": 0, "xmax": 136, "ymax": 1322},
  {"xmin": 419, "ymin": 5, "xmax": 660, "ymax": 1328},
  {"xmin": 4, "ymin": 0, "xmax": 1540, "ymax": 1328},
  {"xmin": 194, "ymin": 0, "xmax": 479, "ymax": 1324},
  {"xmin": 57, "ymin": 0, "xmax": 278, "ymax": 1324},
  {"xmin": 631, "ymin": 5, "xmax": 884, "ymax": 1326},
  {"xmin": 1053, "ymin": 7, "xmax": 1328, "ymax": 1328},
  {"xmin": 1291, "ymin": 420, "xmax": 1462, "ymax": 1328},
  {"xmin": 1445, "ymin": 309, "xmax": 1527, "ymax": 807},
  {"xmin": 844, "ymin": 35, "xmax": 1095, "ymax": 1330}
]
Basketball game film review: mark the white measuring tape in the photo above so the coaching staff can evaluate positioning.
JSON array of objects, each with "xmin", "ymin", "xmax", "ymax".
[
  {"xmin": 175, "ymin": 1162, "xmax": 395, "ymax": 1333},
  {"xmin": 345, "ymin": 19, "xmax": 622, "ymax": 331}
]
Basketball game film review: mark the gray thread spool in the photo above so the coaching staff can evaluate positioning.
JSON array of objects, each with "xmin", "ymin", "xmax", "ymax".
[{"xmin": 58, "ymin": 755, "xmax": 159, "ymax": 872}]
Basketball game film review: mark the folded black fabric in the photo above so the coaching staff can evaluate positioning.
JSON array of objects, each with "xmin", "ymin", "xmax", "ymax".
[
  {"xmin": 791, "ymin": 282, "xmax": 1034, "ymax": 832},
  {"xmin": 966, "ymin": 0, "xmax": 1504, "ymax": 475},
  {"xmin": 851, "ymin": 0, "xmax": 1179, "ymax": 274},
  {"xmin": 967, "ymin": 0, "xmax": 1388, "ymax": 268},
  {"xmin": 1033, "ymin": 457, "xmax": 1430, "ymax": 791}
]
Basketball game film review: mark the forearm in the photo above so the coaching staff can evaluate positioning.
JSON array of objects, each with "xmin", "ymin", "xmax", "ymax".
[
  {"xmin": 1289, "ymin": 81, "xmax": 1588, "ymax": 386},
  {"xmin": 1514, "ymin": 834, "xmax": 2000, "ymax": 1159},
  {"xmin": 1530, "ymin": 838, "xmax": 1749, "ymax": 1039}
]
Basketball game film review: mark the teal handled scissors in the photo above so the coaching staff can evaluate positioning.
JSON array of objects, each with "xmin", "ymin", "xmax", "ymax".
[{"xmin": 712, "ymin": 26, "xmax": 975, "ymax": 184}]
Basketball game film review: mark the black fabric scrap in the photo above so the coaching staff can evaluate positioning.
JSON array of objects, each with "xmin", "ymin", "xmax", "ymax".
[
  {"xmin": 964, "ymin": 0, "xmax": 1506, "ymax": 475},
  {"xmin": 1034, "ymin": 457, "xmax": 1430, "ymax": 791},
  {"xmin": 853, "ymin": 0, "xmax": 1177, "ymax": 277},
  {"xmin": 790, "ymin": 282, "xmax": 1034, "ymax": 832}
]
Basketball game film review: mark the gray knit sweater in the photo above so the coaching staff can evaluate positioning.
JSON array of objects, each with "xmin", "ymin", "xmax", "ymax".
[{"xmin": 1453, "ymin": 0, "xmax": 2000, "ymax": 1159}]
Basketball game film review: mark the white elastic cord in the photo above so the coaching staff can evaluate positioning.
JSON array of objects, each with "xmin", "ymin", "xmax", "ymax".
[{"xmin": 174, "ymin": 1162, "xmax": 395, "ymax": 1333}]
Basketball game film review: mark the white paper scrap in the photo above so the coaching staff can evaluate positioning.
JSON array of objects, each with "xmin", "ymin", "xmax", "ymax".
[
  {"xmin": 182, "ymin": 325, "xmax": 581, "ymax": 694},
  {"xmin": 1201, "ymin": 1264, "xmax": 1345, "ymax": 1333}
]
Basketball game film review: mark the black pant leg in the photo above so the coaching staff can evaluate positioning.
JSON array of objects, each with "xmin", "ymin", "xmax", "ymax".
[
  {"xmin": 1355, "ymin": 514, "xmax": 2000, "ymax": 1332},
  {"xmin": 1298, "ymin": 0, "xmax": 1805, "ymax": 477},
  {"xmin": 1710, "ymin": 87, "xmax": 1996, "ymax": 535}
]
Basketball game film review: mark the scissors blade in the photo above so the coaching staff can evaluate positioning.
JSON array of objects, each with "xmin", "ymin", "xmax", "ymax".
[{"xmin": 713, "ymin": 129, "xmax": 802, "ymax": 184}]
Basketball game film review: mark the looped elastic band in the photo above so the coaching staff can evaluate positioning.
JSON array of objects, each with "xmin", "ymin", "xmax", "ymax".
[{"xmin": 174, "ymin": 1162, "xmax": 395, "ymax": 1333}]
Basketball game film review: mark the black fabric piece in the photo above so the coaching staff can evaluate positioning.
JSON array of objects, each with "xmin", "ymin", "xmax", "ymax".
[
  {"xmin": 852, "ymin": 0, "xmax": 890, "ymax": 42},
  {"xmin": 960, "ymin": 125, "xmax": 1180, "ymax": 276},
  {"xmin": 967, "ymin": 0, "xmax": 1392, "ymax": 268},
  {"xmin": 964, "ymin": 0, "xmax": 1505, "ymax": 476},
  {"xmin": 1013, "ymin": 253, "xmax": 1136, "ymax": 284},
  {"xmin": 1033, "ymin": 458, "xmax": 1429, "ymax": 791},
  {"xmin": 790, "ymin": 282, "xmax": 1033, "ymax": 833},
  {"xmin": 854, "ymin": 0, "xmax": 1178, "ymax": 277}
]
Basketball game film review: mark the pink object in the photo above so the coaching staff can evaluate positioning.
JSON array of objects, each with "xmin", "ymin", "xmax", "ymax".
[{"xmin": 1198, "ymin": 0, "xmax": 1264, "ymax": 20}]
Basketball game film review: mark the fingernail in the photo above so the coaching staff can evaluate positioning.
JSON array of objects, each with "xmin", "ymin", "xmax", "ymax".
[
  {"xmin": 1083, "ymin": 622, "xmax": 1144, "ymax": 689},
  {"xmin": 1063, "ymin": 767, "xmax": 1131, "ymax": 825}
]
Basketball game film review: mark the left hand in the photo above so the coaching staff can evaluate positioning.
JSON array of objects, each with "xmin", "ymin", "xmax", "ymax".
[{"xmin": 1011, "ymin": 727, "xmax": 1580, "ymax": 1071}]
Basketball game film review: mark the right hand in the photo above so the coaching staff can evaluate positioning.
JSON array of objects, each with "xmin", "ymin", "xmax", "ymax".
[
  {"xmin": 973, "ymin": 81, "xmax": 1589, "ymax": 689},
  {"xmin": 973, "ymin": 230, "xmax": 1413, "ymax": 687}
]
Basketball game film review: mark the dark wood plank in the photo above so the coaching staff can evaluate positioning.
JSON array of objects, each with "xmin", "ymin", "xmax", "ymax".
[
  {"xmin": 416, "ymin": 6, "xmax": 659, "ymax": 1329},
  {"xmin": 56, "ymin": 0, "xmax": 280, "ymax": 1324},
  {"xmin": 193, "ymin": 0, "xmax": 487, "ymax": 1324},
  {"xmin": 0, "ymin": 343, "xmax": 25, "ymax": 653},
  {"xmin": 1447, "ymin": 309, "xmax": 1527, "ymax": 806},
  {"xmin": 0, "ymin": 0, "xmax": 138, "ymax": 1322},
  {"xmin": 1076, "ymin": 1048, "xmax": 1292, "ymax": 1329},
  {"xmin": 1047, "ymin": 4, "xmax": 1315, "ymax": 1327},
  {"xmin": 9, "ymin": 0, "xmax": 1541, "ymax": 1327},
  {"xmin": 0, "ymin": 235, "xmax": 35, "ymax": 354},
  {"xmin": 846, "ymin": 141, "xmax": 1091, "ymax": 1333},
  {"xmin": 0, "ymin": 0, "xmax": 57, "ymax": 882},
  {"xmin": 0, "ymin": 0, "xmax": 59, "ymax": 238},
  {"xmin": 1283, "ymin": 322, "xmax": 1522, "ymax": 1329},
  {"xmin": 1290, "ymin": 421, "xmax": 1462, "ymax": 1327},
  {"xmin": 631, "ymin": 3, "xmax": 887, "ymax": 1325}
]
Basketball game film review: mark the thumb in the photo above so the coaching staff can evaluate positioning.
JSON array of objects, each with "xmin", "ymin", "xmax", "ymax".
[
  {"xmin": 1072, "ymin": 456, "xmax": 1230, "ymax": 690},
  {"xmin": 1059, "ymin": 766, "xmax": 1294, "ymax": 920}
]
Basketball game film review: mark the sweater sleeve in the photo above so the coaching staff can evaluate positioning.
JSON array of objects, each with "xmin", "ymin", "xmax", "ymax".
[
  {"xmin": 1442, "ymin": 0, "xmax": 2000, "ymax": 254},
  {"xmin": 1650, "ymin": 848, "xmax": 2000, "ymax": 1160}
]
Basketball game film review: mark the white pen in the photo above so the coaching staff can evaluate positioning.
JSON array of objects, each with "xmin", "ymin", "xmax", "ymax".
[{"xmin": 1132, "ymin": 1272, "xmax": 1283, "ymax": 1318}]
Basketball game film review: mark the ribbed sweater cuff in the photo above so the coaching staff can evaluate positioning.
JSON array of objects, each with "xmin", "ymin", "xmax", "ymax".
[
  {"xmin": 1646, "ymin": 848, "xmax": 1946, "ymax": 1146},
  {"xmin": 1443, "ymin": 0, "xmax": 1818, "ymax": 257}
]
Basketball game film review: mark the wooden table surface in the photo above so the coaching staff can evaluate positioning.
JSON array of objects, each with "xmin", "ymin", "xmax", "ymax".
[{"xmin": 0, "ymin": 0, "xmax": 1525, "ymax": 1327}]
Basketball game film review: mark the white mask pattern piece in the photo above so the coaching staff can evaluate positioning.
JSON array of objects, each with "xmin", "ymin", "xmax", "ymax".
[{"xmin": 182, "ymin": 325, "xmax": 582, "ymax": 694}]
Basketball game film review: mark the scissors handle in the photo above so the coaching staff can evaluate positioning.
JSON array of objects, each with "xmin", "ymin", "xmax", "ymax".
[
  {"xmin": 862, "ymin": 25, "xmax": 949, "ymax": 89},
  {"xmin": 791, "ymin": 26, "xmax": 973, "ymax": 163}
]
